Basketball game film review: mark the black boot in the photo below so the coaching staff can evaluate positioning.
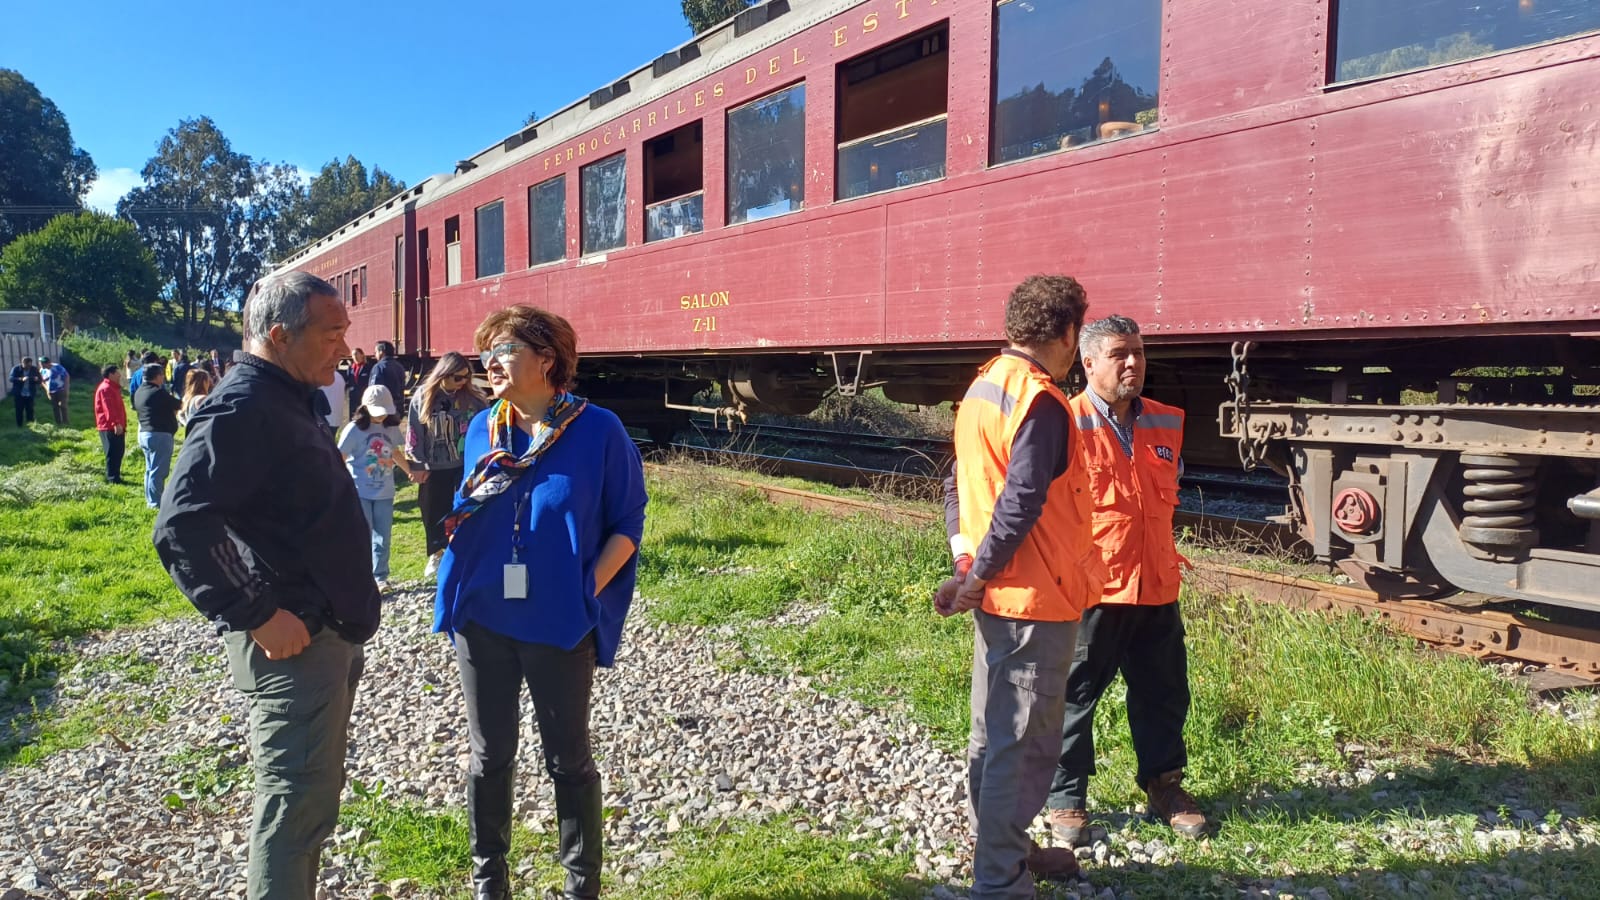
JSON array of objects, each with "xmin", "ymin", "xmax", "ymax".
[
  {"xmin": 469, "ymin": 765, "xmax": 515, "ymax": 900},
  {"xmin": 554, "ymin": 779, "xmax": 603, "ymax": 899}
]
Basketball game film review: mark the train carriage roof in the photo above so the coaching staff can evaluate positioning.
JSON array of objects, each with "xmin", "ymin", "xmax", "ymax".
[{"xmin": 277, "ymin": 0, "xmax": 867, "ymax": 269}]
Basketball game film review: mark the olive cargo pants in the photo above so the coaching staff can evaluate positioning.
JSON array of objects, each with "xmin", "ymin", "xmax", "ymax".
[{"xmin": 224, "ymin": 625, "xmax": 365, "ymax": 900}]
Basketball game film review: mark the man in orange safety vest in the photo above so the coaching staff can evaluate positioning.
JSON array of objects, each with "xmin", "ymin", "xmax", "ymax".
[
  {"xmin": 936, "ymin": 275, "xmax": 1105, "ymax": 898},
  {"xmin": 1044, "ymin": 314, "xmax": 1208, "ymax": 846}
]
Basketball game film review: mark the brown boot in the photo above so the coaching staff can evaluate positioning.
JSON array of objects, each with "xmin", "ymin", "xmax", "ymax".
[
  {"xmin": 1026, "ymin": 840, "xmax": 1080, "ymax": 880},
  {"xmin": 1145, "ymin": 770, "xmax": 1207, "ymax": 839},
  {"xmin": 1045, "ymin": 807, "xmax": 1090, "ymax": 847}
]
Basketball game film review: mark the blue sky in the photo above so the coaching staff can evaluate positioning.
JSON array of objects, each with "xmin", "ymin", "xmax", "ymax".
[{"xmin": 3, "ymin": 0, "xmax": 697, "ymax": 212}]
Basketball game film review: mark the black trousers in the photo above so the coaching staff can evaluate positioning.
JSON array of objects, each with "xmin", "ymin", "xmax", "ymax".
[
  {"xmin": 14, "ymin": 394, "xmax": 34, "ymax": 426},
  {"xmin": 1047, "ymin": 602, "xmax": 1191, "ymax": 809},
  {"xmin": 100, "ymin": 430, "xmax": 125, "ymax": 481},
  {"xmin": 418, "ymin": 466, "xmax": 462, "ymax": 555},
  {"xmin": 455, "ymin": 619, "xmax": 599, "ymax": 784}
]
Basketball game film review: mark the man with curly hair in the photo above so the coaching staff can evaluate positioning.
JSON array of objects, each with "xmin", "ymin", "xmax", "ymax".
[{"xmin": 938, "ymin": 275, "xmax": 1104, "ymax": 897}]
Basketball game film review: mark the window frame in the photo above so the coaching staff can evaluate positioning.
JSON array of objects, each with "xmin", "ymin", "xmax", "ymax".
[
  {"xmin": 726, "ymin": 81, "xmax": 809, "ymax": 227},
  {"xmin": 580, "ymin": 152, "xmax": 629, "ymax": 257},
  {"xmin": 987, "ymin": 0, "xmax": 1162, "ymax": 169},
  {"xmin": 474, "ymin": 199, "xmax": 506, "ymax": 279},
  {"xmin": 527, "ymin": 175, "xmax": 568, "ymax": 268}
]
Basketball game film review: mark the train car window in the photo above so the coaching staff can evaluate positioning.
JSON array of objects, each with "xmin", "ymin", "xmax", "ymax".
[
  {"xmin": 727, "ymin": 83, "xmax": 806, "ymax": 225},
  {"xmin": 581, "ymin": 153, "xmax": 628, "ymax": 255},
  {"xmin": 645, "ymin": 122, "xmax": 705, "ymax": 243},
  {"xmin": 529, "ymin": 176, "xmax": 567, "ymax": 266},
  {"xmin": 991, "ymin": 0, "xmax": 1161, "ymax": 165},
  {"xmin": 445, "ymin": 216, "xmax": 462, "ymax": 285},
  {"xmin": 1333, "ymin": 0, "xmax": 1600, "ymax": 82},
  {"xmin": 349, "ymin": 271, "xmax": 359, "ymax": 307},
  {"xmin": 360, "ymin": 265, "xmax": 367, "ymax": 300},
  {"xmin": 836, "ymin": 25, "xmax": 949, "ymax": 201},
  {"xmin": 476, "ymin": 200, "xmax": 506, "ymax": 278}
]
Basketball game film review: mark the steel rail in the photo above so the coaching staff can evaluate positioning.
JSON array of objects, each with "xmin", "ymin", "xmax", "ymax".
[{"xmin": 645, "ymin": 460, "xmax": 1600, "ymax": 684}]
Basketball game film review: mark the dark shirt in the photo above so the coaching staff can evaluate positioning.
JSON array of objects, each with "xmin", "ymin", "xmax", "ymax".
[
  {"xmin": 943, "ymin": 350, "xmax": 1071, "ymax": 581},
  {"xmin": 368, "ymin": 357, "xmax": 407, "ymax": 407},
  {"xmin": 152, "ymin": 353, "xmax": 381, "ymax": 643},
  {"xmin": 170, "ymin": 361, "xmax": 192, "ymax": 396},
  {"xmin": 133, "ymin": 382, "xmax": 182, "ymax": 434},
  {"xmin": 9, "ymin": 364, "xmax": 43, "ymax": 398}
]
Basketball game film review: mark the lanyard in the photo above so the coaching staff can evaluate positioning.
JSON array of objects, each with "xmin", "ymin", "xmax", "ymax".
[{"xmin": 507, "ymin": 422, "xmax": 550, "ymax": 563}]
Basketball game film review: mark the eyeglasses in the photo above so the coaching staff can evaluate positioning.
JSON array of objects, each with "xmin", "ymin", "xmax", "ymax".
[
  {"xmin": 443, "ymin": 371, "xmax": 470, "ymax": 384},
  {"xmin": 479, "ymin": 342, "xmax": 527, "ymax": 369}
]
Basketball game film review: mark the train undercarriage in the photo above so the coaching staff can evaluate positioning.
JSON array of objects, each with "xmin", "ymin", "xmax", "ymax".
[{"xmin": 572, "ymin": 331, "xmax": 1600, "ymax": 613}]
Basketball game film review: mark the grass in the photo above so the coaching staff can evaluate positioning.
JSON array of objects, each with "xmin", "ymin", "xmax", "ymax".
[
  {"xmin": 0, "ymin": 388, "xmax": 425, "ymax": 765},
  {"xmin": 7, "ymin": 415, "xmax": 1600, "ymax": 895},
  {"xmin": 636, "ymin": 466, "xmax": 1600, "ymax": 895},
  {"xmin": 630, "ymin": 818, "xmax": 924, "ymax": 899}
]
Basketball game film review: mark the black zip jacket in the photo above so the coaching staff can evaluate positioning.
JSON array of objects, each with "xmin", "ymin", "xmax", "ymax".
[{"xmin": 152, "ymin": 353, "xmax": 381, "ymax": 643}]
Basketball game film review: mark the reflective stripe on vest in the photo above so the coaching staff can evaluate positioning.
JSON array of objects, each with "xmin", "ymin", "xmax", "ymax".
[
  {"xmin": 1068, "ymin": 392, "xmax": 1187, "ymax": 607},
  {"xmin": 954, "ymin": 354, "xmax": 1106, "ymax": 622}
]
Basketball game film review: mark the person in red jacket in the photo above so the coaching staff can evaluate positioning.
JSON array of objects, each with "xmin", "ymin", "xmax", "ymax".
[{"xmin": 93, "ymin": 364, "xmax": 128, "ymax": 484}]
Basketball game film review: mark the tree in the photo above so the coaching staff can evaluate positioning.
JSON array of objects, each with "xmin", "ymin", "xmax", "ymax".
[
  {"xmin": 0, "ymin": 69, "xmax": 97, "ymax": 248},
  {"xmin": 119, "ymin": 117, "xmax": 265, "ymax": 335},
  {"xmin": 298, "ymin": 155, "xmax": 407, "ymax": 243},
  {"xmin": 524, "ymin": 110, "xmax": 540, "ymax": 127},
  {"xmin": 680, "ymin": 0, "xmax": 756, "ymax": 34},
  {"xmin": 0, "ymin": 212, "xmax": 160, "ymax": 328}
]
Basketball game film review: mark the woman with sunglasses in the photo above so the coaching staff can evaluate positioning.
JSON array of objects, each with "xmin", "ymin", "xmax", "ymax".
[
  {"xmin": 434, "ymin": 305, "xmax": 646, "ymax": 900},
  {"xmin": 404, "ymin": 351, "xmax": 488, "ymax": 576}
]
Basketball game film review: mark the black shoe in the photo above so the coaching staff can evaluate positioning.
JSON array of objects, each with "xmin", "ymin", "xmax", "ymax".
[
  {"xmin": 469, "ymin": 765, "xmax": 516, "ymax": 900},
  {"xmin": 555, "ymin": 780, "xmax": 603, "ymax": 900}
]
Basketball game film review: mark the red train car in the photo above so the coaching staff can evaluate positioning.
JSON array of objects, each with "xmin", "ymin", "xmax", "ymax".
[{"xmin": 276, "ymin": 0, "xmax": 1600, "ymax": 611}]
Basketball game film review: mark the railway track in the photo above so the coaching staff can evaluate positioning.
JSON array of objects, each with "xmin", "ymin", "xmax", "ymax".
[{"xmin": 644, "ymin": 456, "xmax": 1600, "ymax": 688}]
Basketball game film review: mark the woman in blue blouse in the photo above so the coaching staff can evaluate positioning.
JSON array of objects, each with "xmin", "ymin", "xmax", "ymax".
[{"xmin": 434, "ymin": 305, "xmax": 647, "ymax": 900}]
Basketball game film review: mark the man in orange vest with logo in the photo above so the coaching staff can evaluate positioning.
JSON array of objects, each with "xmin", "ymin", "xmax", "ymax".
[
  {"xmin": 1044, "ymin": 314, "xmax": 1207, "ymax": 846},
  {"xmin": 936, "ymin": 275, "xmax": 1106, "ymax": 898}
]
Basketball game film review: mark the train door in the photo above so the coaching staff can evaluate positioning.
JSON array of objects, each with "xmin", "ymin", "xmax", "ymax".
[
  {"xmin": 392, "ymin": 234, "xmax": 406, "ymax": 353},
  {"xmin": 417, "ymin": 228, "xmax": 432, "ymax": 354}
]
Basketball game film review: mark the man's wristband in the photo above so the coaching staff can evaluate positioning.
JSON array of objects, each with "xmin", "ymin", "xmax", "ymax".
[{"xmin": 954, "ymin": 554, "xmax": 973, "ymax": 579}]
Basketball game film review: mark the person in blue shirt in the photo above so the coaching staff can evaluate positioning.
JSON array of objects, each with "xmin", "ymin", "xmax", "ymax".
[
  {"xmin": 39, "ymin": 355, "xmax": 70, "ymax": 425},
  {"xmin": 434, "ymin": 305, "xmax": 646, "ymax": 900}
]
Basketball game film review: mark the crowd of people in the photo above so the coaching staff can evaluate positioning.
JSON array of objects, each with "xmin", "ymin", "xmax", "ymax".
[{"xmin": 6, "ymin": 268, "xmax": 1206, "ymax": 899}]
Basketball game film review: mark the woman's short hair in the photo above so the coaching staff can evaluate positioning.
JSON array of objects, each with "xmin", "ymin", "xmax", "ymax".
[{"xmin": 473, "ymin": 305, "xmax": 578, "ymax": 392}]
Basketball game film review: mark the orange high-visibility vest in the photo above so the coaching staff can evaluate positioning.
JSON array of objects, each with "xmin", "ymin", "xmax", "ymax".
[
  {"xmin": 954, "ymin": 353, "xmax": 1107, "ymax": 622},
  {"xmin": 1068, "ymin": 392, "xmax": 1186, "ymax": 607}
]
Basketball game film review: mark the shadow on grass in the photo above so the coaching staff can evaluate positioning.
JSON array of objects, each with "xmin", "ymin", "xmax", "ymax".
[
  {"xmin": 655, "ymin": 532, "xmax": 786, "ymax": 556},
  {"xmin": 0, "ymin": 408, "xmax": 57, "ymax": 467},
  {"xmin": 1060, "ymin": 841, "xmax": 1600, "ymax": 899},
  {"xmin": 1192, "ymin": 745, "xmax": 1600, "ymax": 835}
]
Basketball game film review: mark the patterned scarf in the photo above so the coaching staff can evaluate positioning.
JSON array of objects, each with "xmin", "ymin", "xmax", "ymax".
[{"xmin": 442, "ymin": 393, "xmax": 587, "ymax": 542}]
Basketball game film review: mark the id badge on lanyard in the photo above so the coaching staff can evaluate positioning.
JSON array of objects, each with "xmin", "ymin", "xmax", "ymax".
[{"xmin": 506, "ymin": 469, "xmax": 536, "ymax": 600}]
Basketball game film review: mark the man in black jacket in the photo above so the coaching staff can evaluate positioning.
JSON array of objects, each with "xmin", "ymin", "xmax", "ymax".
[
  {"xmin": 368, "ymin": 340, "xmax": 407, "ymax": 410},
  {"xmin": 170, "ymin": 350, "xmax": 192, "ymax": 398},
  {"xmin": 153, "ymin": 270, "xmax": 379, "ymax": 900}
]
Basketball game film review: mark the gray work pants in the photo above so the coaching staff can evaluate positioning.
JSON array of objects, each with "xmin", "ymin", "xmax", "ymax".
[
  {"xmin": 224, "ymin": 625, "xmax": 365, "ymax": 900},
  {"xmin": 967, "ymin": 610, "xmax": 1077, "ymax": 899}
]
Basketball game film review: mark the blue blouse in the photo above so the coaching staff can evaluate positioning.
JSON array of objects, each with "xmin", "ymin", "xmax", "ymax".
[{"xmin": 432, "ymin": 403, "xmax": 647, "ymax": 666}]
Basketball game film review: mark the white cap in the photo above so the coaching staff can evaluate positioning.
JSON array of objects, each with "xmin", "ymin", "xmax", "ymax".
[{"xmin": 361, "ymin": 384, "xmax": 398, "ymax": 417}]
